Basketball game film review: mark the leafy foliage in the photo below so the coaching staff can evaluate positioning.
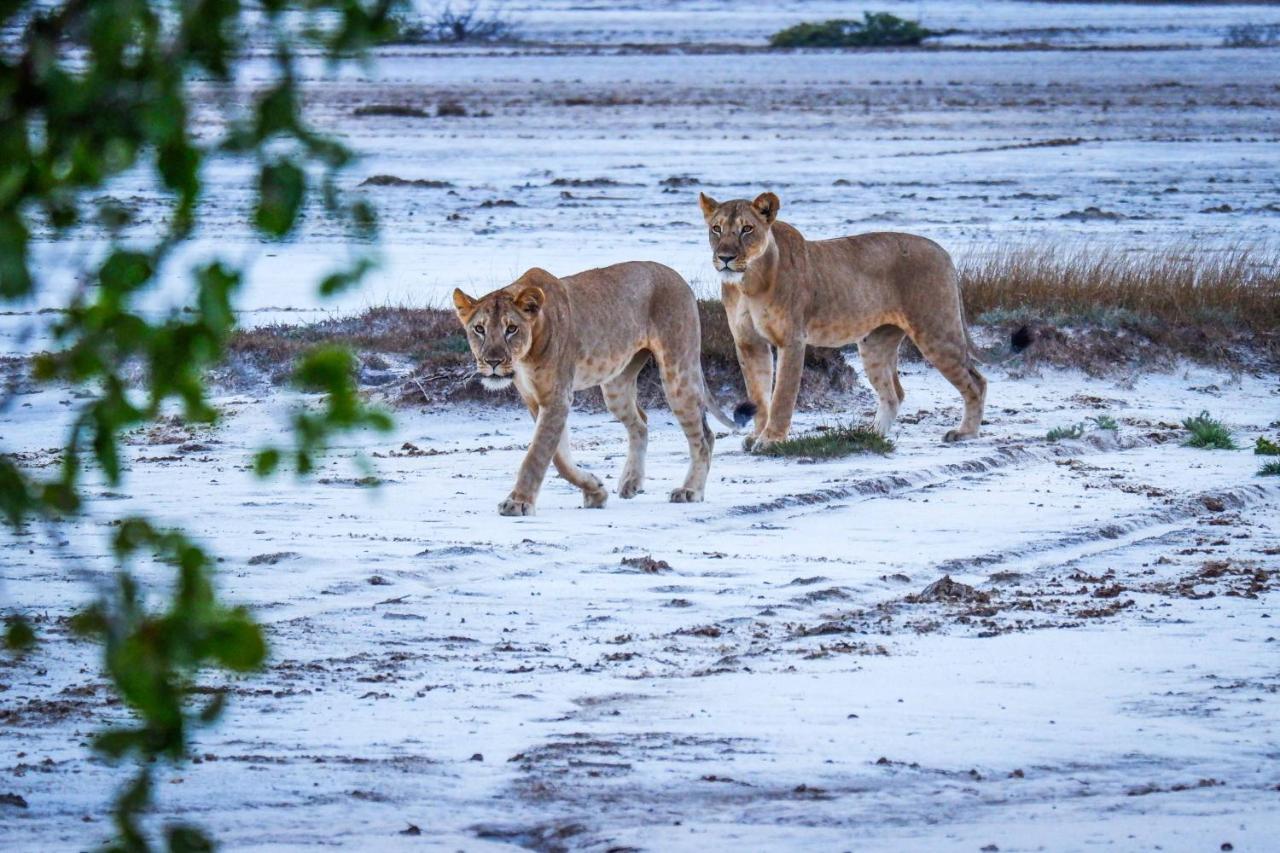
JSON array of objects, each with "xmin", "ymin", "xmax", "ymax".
[
  {"xmin": 1, "ymin": 0, "xmax": 399, "ymax": 847},
  {"xmin": 1254, "ymin": 436, "xmax": 1280, "ymax": 456},
  {"xmin": 758, "ymin": 424, "xmax": 894, "ymax": 458},
  {"xmin": 770, "ymin": 13, "xmax": 934, "ymax": 49},
  {"xmin": 1259, "ymin": 460, "xmax": 1280, "ymax": 477},
  {"xmin": 1182, "ymin": 411, "xmax": 1236, "ymax": 450},
  {"xmin": 1088, "ymin": 414, "xmax": 1119, "ymax": 432}
]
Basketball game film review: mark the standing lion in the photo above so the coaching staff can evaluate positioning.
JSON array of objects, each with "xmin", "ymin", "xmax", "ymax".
[
  {"xmin": 698, "ymin": 191, "xmax": 987, "ymax": 450},
  {"xmin": 453, "ymin": 263, "xmax": 738, "ymax": 516}
]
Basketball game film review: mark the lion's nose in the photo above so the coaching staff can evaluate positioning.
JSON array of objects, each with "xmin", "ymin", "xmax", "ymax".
[
  {"xmin": 717, "ymin": 254, "xmax": 736, "ymax": 265},
  {"xmin": 485, "ymin": 358, "xmax": 503, "ymax": 369}
]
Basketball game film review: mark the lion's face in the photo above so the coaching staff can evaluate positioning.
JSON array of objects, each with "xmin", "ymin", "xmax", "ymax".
[
  {"xmin": 698, "ymin": 192, "xmax": 780, "ymax": 284},
  {"xmin": 452, "ymin": 285, "xmax": 544, "ymax": 390}
]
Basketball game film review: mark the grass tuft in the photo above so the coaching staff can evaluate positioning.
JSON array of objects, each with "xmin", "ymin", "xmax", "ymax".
[
  {"xmin": 1046, "ymin": 423, "xmax": 1085, "ymax": 442},
  {"xmin": 1259, "ymin": 461, "xmax": 1280, "ymax": 477},
  {"xmin": 757, "ymin": 423, "xmax": 893, "ymax": 459},
  {"xmin": 1182, "ymin": 411, "xmax": 1236, "ymax": 450},
  {"xmin": 1254, "ymin": 436, "xmax": 1280, "ymax": 456},
  {"xmin": 1088, "ymin": 414, "xmax": 1118, "ymax": 432}
]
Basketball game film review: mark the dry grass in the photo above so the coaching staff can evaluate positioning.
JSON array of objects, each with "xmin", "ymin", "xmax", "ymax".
[
  {"xmin": 216, "ymin": 244, "xmax": 1279, "ymax": 407},
  {"xmin": 959, "ymin": 244, "xmax": 1279, "ymax": 370},
  {"xmin": 961, "ymin": 244, "xmax": 1278, "ymax": 330}
]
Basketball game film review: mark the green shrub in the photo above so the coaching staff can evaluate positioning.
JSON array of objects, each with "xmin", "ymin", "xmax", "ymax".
[
  {"xmin": 770, "ymin": 13, "xmax": 934, "ymax": 49},
  {"xmin": 758, "ymin": 424, "xmax": 894, "ymax": 458},
  {"xmin": 1182, "ymin": 411, "xmax": 1236, "ymax": 450},
  {"xmin": 1088, "ymin": 414, "xmax": 1118, "ymax": 431},
  {"xmin": 1259, "ymin": 460, "xmax": 1280, "ymax": 476},
  {"xmin": 1254, "ymin": 436, "xmax": 1280, "ymax": 456},
  {"xmin": 1047, "ymin": 423, "xmax": 1085, "ymax": 442}
]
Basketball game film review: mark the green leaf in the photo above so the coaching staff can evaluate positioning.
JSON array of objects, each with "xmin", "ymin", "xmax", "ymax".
[
  {"xmin": 208, "ymin": 616, "xmax": 266, "ymax": 672},
  {"xmin": 255, "ymin": 160, "xmax": 305, "ymax": 237},
  {"xmin": 4, "ymin": 616, "xmax": 36, "ymax": 652},
  {"xmin": 318, "ymin": 258, "xmax": 374, "ymax": 296},
  {"xmin": 99, "ymin": 251, "xmax": 154, "ymax": 295},
  {"xmin": 94, "ymin": 728, "xmax": 145, "ymax": 759},
  {"xmin": 253, "ymin": 448, "xmax": 281, "ymax": 477},
  {"xmin": 0, "ymin": 210, "xmax": 31, "ymax": 298},
  {"xmin": 167, "ymin": 824, "xmax": 216, "ymax": 853}
]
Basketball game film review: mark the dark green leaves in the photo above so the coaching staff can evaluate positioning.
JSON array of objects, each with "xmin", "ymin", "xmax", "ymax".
[
  {"xmin": 1, "ymin": 1, "xmax": 392, "ymax": 848},
  {"xmin": 3, "ymin": 615, "xmax": 36, "ymax": 652},
  {"xmin": 273, "ymin": 345, "xmax": 392, "ymax": 475},
  {"xmin": 255, "ymin": 159, "xmax": 306, "ymax": 236}
]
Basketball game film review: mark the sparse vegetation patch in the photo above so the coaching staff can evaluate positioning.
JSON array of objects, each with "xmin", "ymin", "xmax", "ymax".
[
  {"xmin": 770, "ymin": 13, "xmax": 935, "ymax": 49},
  {"xmin": 381, "ymin": 3, "xmax": 518, "ymax": 44},
  {"xmin": 1182, "ymin": 411, "xmax": 1235, "ymax": 450},
  {"xmin": 1088, "ymin": 414, "xmax": 1119, "ymax": 432},
  {"xmin": 1254, "ymin": 436, "xmax": 1280, "ymax": 456},
  {"xmin": 1046, "ymin": 423, "xmax": 1086, "ymax": 442},
  {"xmin": 1258, "ymin": 461, "xmax": 1280, "ymax": 477},
  {"xmin": 757, "ymin": 424, "xmax": 894, "ymax": 459}
]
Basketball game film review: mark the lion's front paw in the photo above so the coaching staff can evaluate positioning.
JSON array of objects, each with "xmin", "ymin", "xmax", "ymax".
[
  {"xmin": 943, "ymin": 428, "xmax": 977, "ymax": 444},
  {"xmin": 498, "ymin": 496, "xmax": 535, "ymax": 516},
  {"xmin": 669, "ymin": 487, "xmax": 704, "ymax": 504},
  {"xmin": 742, "ymin": 434, "xmax": 760, "ymax": 452},
  {"xmin": 618, "ymin": 473, "xmax": 643, "ymax": 499},
  {"xmin": 582, "ymin": 477, "xmax": 608, "ymax": 509}
]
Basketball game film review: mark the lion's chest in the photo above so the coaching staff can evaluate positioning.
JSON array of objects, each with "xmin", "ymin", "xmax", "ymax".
[{"xmin": 747, "ymin": 301, "xmax": 794, "ymax": 347}]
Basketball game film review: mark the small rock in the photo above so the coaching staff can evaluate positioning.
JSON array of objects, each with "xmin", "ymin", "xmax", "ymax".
[
  {"xmin": 400, "ymin": 823, "xmax": 422, "ymax": 836},
  {"xmin": 469, "ymin": 753, "xmax": 484, "ymax": 762}
]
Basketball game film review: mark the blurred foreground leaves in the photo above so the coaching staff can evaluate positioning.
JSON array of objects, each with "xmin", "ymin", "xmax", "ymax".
[{"xmin": 1, "ymin": 0, "xmax": 401, "ymax": 848}]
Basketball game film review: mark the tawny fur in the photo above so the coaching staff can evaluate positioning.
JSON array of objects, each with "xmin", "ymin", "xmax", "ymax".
[
  {"xmin": 699, "ymin": 191, "xmax": 987, "ymax": 450},
  {"xmin": 453, "ymin": 262, "xmax": 732, "ymax": 516}
]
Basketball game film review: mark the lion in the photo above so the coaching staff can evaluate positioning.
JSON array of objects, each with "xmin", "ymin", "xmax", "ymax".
[
  {"xmin": 698, "ymin": 191, "xmax": 987, "ymax": 450},
  {"xmin": 452, "ymin": 262, "xmax": 739, "ymax": 516}
]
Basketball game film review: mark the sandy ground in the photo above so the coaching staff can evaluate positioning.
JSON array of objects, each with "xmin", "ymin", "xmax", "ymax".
[
  {"xmin": 4, "ymin": 3, "xmax": 1280, "ymax": 850},
  {"xmin": 3, "ymin": 356, "xmax": 1279, "ymax": 850},
  {"xmin": 7, "ymin": 19, "xmax": 1278, "ymax": 335}
]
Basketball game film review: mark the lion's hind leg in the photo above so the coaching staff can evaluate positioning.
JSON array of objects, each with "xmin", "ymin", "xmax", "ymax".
[
  {"xmin": 601, "ymin": 352, "xmax": 650, "ymax": 499},
  {"xmin": 858, "ymin": 324, "xmax": 907, "ymax": 436},
  {"xmin": 910, "ymin": 327, "xmax": 986, "ymax": 443},
  {"xmin": 653, "ymin": 348, "xmax": 713, "ymax": 503}
]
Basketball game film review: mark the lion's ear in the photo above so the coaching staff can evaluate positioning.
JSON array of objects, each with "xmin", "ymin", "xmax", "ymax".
[
  {"xmin": 514, "ymin": 285, "xmax": 545, "ymax": 317},
  {"xmin": 452, "ymin": 288, "xmax": 476, "ymax": 315},
  {"xmin": 698, "ymin": 192, "xmax": 720, "ymax": 223},
  {"xmin": 752, "ymin": 192, "xmax": 780, "ymax": 224}
]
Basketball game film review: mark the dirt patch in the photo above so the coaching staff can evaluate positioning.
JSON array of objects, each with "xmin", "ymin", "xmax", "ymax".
[
  {"xmin": 906, "ymin": 575, "xmax": 990, "ymax": 604},
  {"xmin": 359, "ymin": 175, "xmax": 454, "ymax": 188},
  {"xmin": 619, "ymin": 555, "xmax": 670, "ymax": 573},
  {"xmin": 219, "ymin": 303, "xmax": 861, "ymax": 412}
]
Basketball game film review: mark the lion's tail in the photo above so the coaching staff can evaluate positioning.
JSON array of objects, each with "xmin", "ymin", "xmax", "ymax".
[{"xmin": 702, "ymin": 375, "xmax": 754, "ymax": 431}]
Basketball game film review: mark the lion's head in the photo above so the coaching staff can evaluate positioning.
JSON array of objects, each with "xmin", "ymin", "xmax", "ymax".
[
  {"xmin": 452, "ymin": 275, "xmax": 546, "ymax": 390},
  {"xmin": 698, "ymin": 191, "xmax": 780, "ymax": 284}
]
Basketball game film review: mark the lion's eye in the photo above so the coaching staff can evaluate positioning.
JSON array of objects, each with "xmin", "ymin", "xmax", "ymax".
[
  {"xmin": 505, "ymin": 324, "xmax": 518, "ymax": 337},
  {"xmin": 741, "ymin": 225, "xmax": 754, "ymax": 235},
  {"xmin": 711, "ymin": 225, "xmax": 722, "ymax": 235},
  {"xmin": 473, "ymin": 324, "xmax": 485, "ymax": 336}
]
